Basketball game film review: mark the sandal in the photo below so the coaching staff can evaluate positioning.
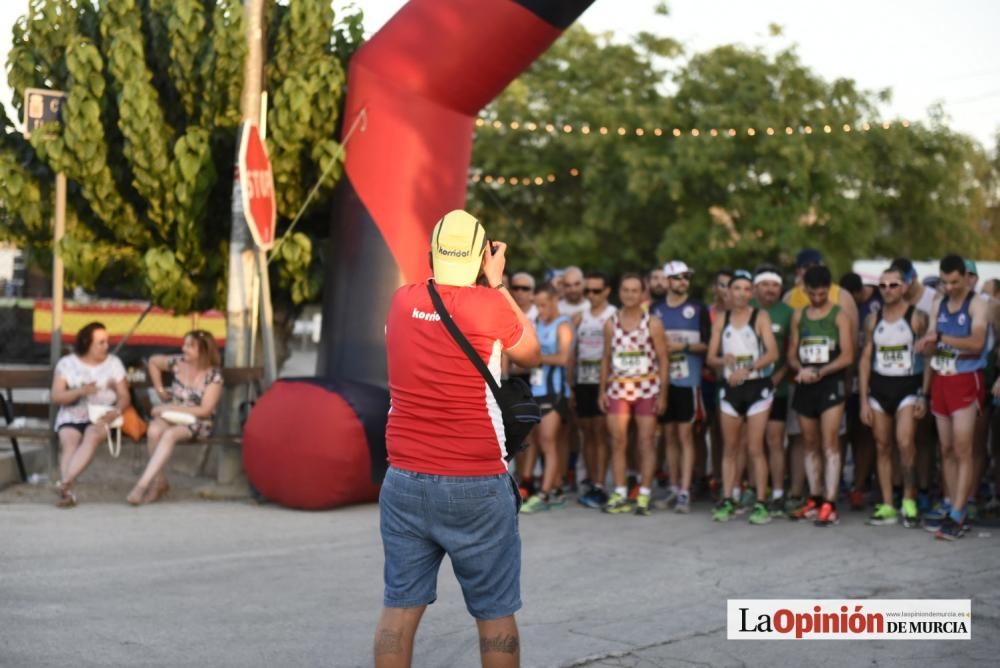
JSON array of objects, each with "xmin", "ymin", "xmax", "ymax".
[
  {"xmin": 56, "ymin": 481, "xmax": 77, "ymax": 509},
  {"xmin": 142, "ymin": 478, "xmax": 170, "ymax": 504},
  {"xmin": 126, "ymin": 483, "xmax": 149, "ymax": 506}
]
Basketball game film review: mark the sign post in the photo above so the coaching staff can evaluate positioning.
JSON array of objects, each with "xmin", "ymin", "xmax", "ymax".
[
  {"xmin": 238, "ymin": 121, "xmax": 278, "ymax": 386},
  {"xmin": 24, "ymin": 87, "xmax": 67, "ymax": 470}
]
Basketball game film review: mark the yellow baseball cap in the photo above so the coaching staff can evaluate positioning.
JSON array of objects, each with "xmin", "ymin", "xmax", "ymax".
[{"xmin": 430, "ymin": 210, "xmax": 487, "ymax": 286}]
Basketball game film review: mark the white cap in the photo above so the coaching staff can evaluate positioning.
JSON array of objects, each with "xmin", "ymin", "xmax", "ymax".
[{"xmin": 663, "ymin": 260, "xmax": 692, "ymax": 277}]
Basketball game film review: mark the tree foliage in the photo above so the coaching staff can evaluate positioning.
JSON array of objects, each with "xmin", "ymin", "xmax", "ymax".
[
  {"xmin": 470, "ymin": 26, "xmax": 996, "ymax": 284},
  {"xmin": 0, "ymin": 0, "xmax": 363, "ymax": 313}
]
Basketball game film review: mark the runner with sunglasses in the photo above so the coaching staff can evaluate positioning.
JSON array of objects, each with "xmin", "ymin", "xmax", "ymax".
[
  {"xmin": 574, "ymin": 272, "xmax": 617, "ymax": 508},
  {"xmin": 507, "ymin": 272, "xmax": 539, "ymax": 499},
  {"xmin": 650, "ymin": 261, "xmax": 710, "ymax": 514},
  {"xmin": 859, "ymin": 267, "xmax": 930, "ymax": 528}
]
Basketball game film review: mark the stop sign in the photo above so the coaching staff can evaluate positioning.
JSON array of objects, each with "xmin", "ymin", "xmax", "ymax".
[{"xmin": 238, "ymin": 122, "xmax": 276, "ymax": 250}]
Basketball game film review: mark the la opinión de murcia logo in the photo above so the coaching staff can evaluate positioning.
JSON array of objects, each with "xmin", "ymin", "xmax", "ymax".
[{"xmin": 727, "ymin": 600, "xmax": 971, "ymax": 640}]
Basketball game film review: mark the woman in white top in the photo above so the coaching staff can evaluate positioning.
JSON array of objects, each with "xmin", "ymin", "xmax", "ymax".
[{"xmin": 50, "ymin": 321, "xmax": 130, "ymax": 508}]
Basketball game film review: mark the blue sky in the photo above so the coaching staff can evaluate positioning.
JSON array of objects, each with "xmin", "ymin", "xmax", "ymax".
[{"xmin": 1, "ymin": 1, "xmax": 998, "ymax": 149}]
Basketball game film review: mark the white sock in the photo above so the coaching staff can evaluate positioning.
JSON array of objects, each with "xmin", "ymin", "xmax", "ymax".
[
  {"xmin": 615, "ymin": 486, "xmax": 627, "ymax": 498},
  {"xmin": 670, "ymin": 484, "xmax": 680, "ymax": 494},
  {"xmin": 732, "ymin": 487, "xmax": 742, "ymax": 501},
  {"xmin": 772, "ymin": 489, "xmax": 785, "ymax": 500},
  {"xmin": 639, "ymin": 486, "xmax": 651, "ymax": 497}
]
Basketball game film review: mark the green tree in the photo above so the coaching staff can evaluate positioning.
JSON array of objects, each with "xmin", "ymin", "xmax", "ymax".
[
  {"xmin": 0, "ymin": 0, "xmax": 363, "ymax": 312},
  {"xmin": 469, "ymin": 26, "xmax": 994, "ymax": 285}
]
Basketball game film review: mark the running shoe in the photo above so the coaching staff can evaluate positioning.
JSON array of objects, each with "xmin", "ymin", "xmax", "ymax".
[
  {"xmin": 635, "ymin": 493, "xmax": 651, "ymax": 516},
  {"xmin": 548, "ymin": 490, "xmax": 567, "ymax": 508},
  {"xmin": 848, "ymin": 489, "xmax": 866, "ymax": 511},
  {"xmin": 815, "ymin": 501, "xmax": 839, "ymax": 527},
  {"xmin": 901, "ymin": 498, "xmax": 919, "ymax": 529},
  {"xmin": 603, "ymin": 492, "xmax": 633, "ymax": 514},
  {"xmin": 578, "ymin": 489, "xmax": 602, "ymax": 509},
  {"xmin": 784, "ymin": 496, "xmax": 805, "ymax": 514},
  {"xmin": 768, "ymin": 497, "xmax": 786, "ymax": 518},
  {"xmin": 866, "ymin": 503, "xmax": 898, "ymax": 526},
  {"xmin": 712, "ymin": 499, "xmax": 735, "ymax": 522},
  {"xmin": 923, "ymin": 501, "xmax": 952, "ymax": 522},
  {"xmin": 674, "ymin": 492, "xmax": 691, "ymax": 514},
  {"xmin": 749, "ymin": 502, "xmax": 771, "ymax": 525},
  {"xmin": 916, "ymin": 491, "xmax": 931, "ymax": 515},
  {"xmin": 934, "ymin": 516, "xmax": 968, "ymax": 541},
  {"xmin": 737, "ymin": 488, "xmax": 756, "ymax": 515},
  {"xmin": 789, "ymin": 497, "xmax": 819, "ymax": 521},
  {"xmin": 923, "ymin": 501, "xmax": 952, "ymax": 532},
  {"xmin": 520, "ymin": 495, "xmax": 549, "ymax": 514}
]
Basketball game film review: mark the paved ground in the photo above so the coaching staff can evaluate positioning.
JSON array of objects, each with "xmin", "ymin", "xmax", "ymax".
[{"xmin": 2, "ymin": 491, "xmax": 998, "ymax": 668}]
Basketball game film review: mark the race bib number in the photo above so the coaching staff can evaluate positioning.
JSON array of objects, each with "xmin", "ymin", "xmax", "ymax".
[
  {"xmin": 876, "ymin": 344, "xmax": 912, "ymax": 373},
  {"xmin": 668, "ymin": 353, "xmax": 689, "ymax": 380},
  {"xmin": 530, "ymin": 367, "xmax": 545, "ymax": 387},
  {"xmin": 931, "ymin": 347, "xmax": 958, "ymax": 375},
  {"xmin": 799, "ymin": 336, "xmax": 831, "ymax": 365},
  {"xmin": 577, "ymin": 360, "xmax": 601, "ymax": 385},
  {"xmin": 723, "ymin": 355, "xmax": 754, "ymax": 381},
  {"xmin": 614, "ymin": 351, "xmax": 651, "ymax": 377}
]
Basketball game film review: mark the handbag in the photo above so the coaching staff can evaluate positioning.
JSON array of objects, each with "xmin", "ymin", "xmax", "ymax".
[
  {"xmin": 121, "ymin": 406, "xmax": 148, "ymax": 442},
  {"xmin": 161, "ymin": 410, "xmax": 197, "ymax": 426},
  {"xmin": 427, "ymin": 281, "xmax": 541, "ymax": 461},
  {"xmin": 86, "ymin": 404, "xmax": 123, "ymax": 458}
]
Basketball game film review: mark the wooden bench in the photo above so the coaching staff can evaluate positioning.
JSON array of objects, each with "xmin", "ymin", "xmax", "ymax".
[{"xmin": 0, "ymin": 366, "xmax": 264, "ymax": 482}]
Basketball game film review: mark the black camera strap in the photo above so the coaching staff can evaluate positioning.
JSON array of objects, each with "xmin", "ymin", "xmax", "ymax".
[{"xmin": 427, "ymin": 281, "xmax": 503, "ymax": 398}]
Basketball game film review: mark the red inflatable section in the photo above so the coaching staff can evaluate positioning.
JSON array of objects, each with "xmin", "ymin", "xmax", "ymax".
[{"xmin": 243, "ymin": 381, "xmax": 380, "ymax": 510}]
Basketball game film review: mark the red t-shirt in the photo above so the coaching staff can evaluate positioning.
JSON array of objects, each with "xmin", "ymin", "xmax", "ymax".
[{"xmin": 385, "ymin": 282, "xmax": 524, "ymax": 475}]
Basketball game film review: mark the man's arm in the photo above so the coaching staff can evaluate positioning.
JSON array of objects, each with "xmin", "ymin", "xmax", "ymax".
[{"xmin": 941, "ymin": 298, "xmax": 988, "ymax": 353}]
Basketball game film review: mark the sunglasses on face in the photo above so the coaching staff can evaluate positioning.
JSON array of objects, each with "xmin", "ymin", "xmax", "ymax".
[
  {"xmin": 510, "ymin": 285, "xmax": 532, "ymax": 292},
  {"xmin": 670, "ymin": 274, "xmax": 692, "ymax": 281},
  {"xmin": 584, "ymin": 288, "xmax": 605, "ymax": 295},
  {"xmin": 879, "ymin": 282, "xmax": 902, "ymax": 290}
]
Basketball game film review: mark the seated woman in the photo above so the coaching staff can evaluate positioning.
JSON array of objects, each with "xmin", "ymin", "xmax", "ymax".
[
  {"xmin": 51, "ymin": 321, "xmax": 131, "ymax": 508},
  {"xmin": 128, "ymin": 330, "xmax": 223, "ymax": 505}
]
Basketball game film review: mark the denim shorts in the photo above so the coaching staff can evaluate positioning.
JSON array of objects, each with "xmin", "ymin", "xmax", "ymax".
[{"xmin": 379, "ymin": 466, "xmax": 522, "ymax": 620}]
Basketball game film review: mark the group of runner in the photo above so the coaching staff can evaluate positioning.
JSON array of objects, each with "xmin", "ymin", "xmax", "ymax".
[{"xmin": 505, "ymin": 250, "xmax": 1000, "ymax": 541}]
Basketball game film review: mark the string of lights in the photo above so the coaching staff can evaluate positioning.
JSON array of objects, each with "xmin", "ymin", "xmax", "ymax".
[
  {"xmin": 474, "ymin": 117, "xmax": 911, "ymax": 138},
  {"xmin": 469, "ymin": 168, "xmax": 580, "ymax": 187}
]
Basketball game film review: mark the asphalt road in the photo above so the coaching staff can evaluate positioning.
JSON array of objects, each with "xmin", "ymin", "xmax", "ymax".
[{"xmin": 1, "ymin": 497, "xmax": 998, "ymax": 667}]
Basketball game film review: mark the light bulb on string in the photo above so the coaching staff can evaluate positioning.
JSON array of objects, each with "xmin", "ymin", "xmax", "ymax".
[
  {"xmin": 710, "ymin": 128, "xmax": 719, "ymax": 137},
  {"xmin": 747, "ymin": 128, "xmax": 756, "ymax": 136},
  {"xmin": 672, "ymin": 128, "xmax": 682, "ymax": 137},
  {"xmin": 600, "ymin": 127, "xmax": 609, "ymax": 135},
  {"xmin": 569, "ymin": 168, "xmax": 580, "ymax": 176},
  {"xmin": 727, "ymin": 128, "xmax": 736, "ymax": 137},
  {"xmin": 766, "ymin": 127, "xmax": 775, "ymax": 136},
  {"xmin": 823, "ymin": 125, "xmax": 832, "ymax": 133},
  {"xmin": 691, "ymin": 128, "xmax": 700, "ymax": 137},
  {"xmin": 654, "ymin": 128, "xmax": 663, "ymax": 136},
  {"xmin": 785, "ymin": 126, "xmax": 794, "ymax": 135},
  {"xmin": 617, "ymin": 127, "xmax": 627, "ymax": 135},
  {"xmin": 842, "ymin": 124, "xmax": 851, "ymax": 133},
  {"xmin": 635, "ymin": 128, "xmax": 645, "ymax": 136},
  {"xmin": 804, "ymin": 126, "xmax": 813, "ymax": 134},
  {"xmin": 510, "ymin": 121, "xmax": 519, "ymax": 130},
  {"xmin": 545, "ymin": 123, "xmax": 555, "ymax": 133},
  {"xmin": 563, "ymin": 124, "xmax": 573, "ymax": 133}
]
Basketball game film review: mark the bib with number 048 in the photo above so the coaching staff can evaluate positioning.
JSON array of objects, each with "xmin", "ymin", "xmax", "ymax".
[
  {"xmin": 930, "ymin": 347, "xmax": 958, "ymax": 375},
  {"xmin": 799, "ymin": 336, "xmax": 831, "ymax": 365},
  {"xmin": 614, "ymin": 350, "xmax": 651, "ymax": 377},
  {"xmin": 530, "ymin": 367, "xmax": 545, "ymax": 387},
  {"xmin": 577, "ymin": 360, "xmax": 601, "ymax": 385},
  {"xmin": 668, "ymin": 352, "xmax": 689, "ymax": 380},
  {"xmin": 876, "ymin": 344, "xmax": 912, "ymax": 373}
]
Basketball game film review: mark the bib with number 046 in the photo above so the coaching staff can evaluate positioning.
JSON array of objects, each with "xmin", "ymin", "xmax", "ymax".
[
  {"xmin": 930, "ymin": 347, "xmax": 958, "ymax": 375},
  {"xmin": 876, "ymin": 344, "xmax": 912, "ymax": 373},
  {"xmin": 668, "ymin": 352, "xmax": 689, "ymax": 380},
  {"xmin": 614, "ymin": 350, "xmax": 651, "ymax": 377},
  {"xmin": 799, "ymin": 336, "xmax": 831, "ymax": 365},
  {"xmin": 530, "ymin": 367, "xmax": 545, "ymax": 387}
]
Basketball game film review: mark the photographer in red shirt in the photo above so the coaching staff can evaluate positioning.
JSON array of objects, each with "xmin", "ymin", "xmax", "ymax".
[{"xmin": 375, "ymin": 210, "xmax": 540, "ymax": 668}]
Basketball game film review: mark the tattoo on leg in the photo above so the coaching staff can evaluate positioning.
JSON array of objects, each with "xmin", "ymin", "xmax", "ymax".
[
  {"xmin": 480, "ymin": 633, "xmax": 519, "ymax": 655},
  {"xmin": 374, "ymin": 629, "xmax": 403, "ymax": 656}
]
